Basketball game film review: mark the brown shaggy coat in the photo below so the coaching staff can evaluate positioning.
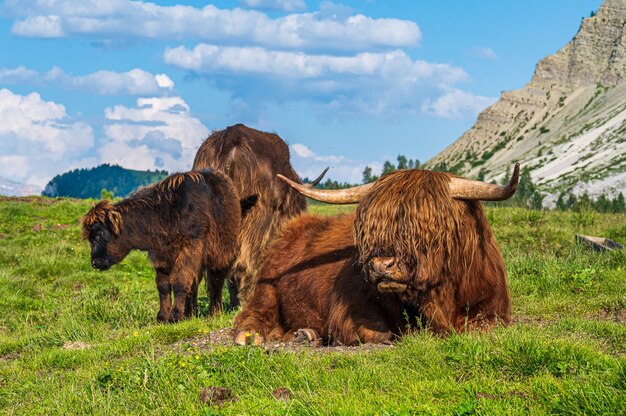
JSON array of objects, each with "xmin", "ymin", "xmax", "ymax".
[
  {"xmin": 233, "ymin": 214, "xmax": 415, "ymax": 346},
  {"xmin": 82, "ymin": 169, "xmax": 254, "ymax": 322},
  {"xmin": 193, "ymin": 124, "xmax": 307, "ymax": 306},
  {"xmin": 235, "ymin": 168, "xmax": 511, "ymax": 344},
  {"xmin": 354, "ymin": 169, "xmax": 511, "ymax": 333}
]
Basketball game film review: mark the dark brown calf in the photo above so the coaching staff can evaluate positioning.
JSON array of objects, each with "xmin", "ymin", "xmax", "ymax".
[{"xmin": 82, "ymin": 169, "xmax": 256, "ymax": 322}]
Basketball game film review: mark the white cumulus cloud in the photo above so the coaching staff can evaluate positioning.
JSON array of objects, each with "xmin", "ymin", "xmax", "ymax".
[
  {"xmin": 0, "ymin": 66, "xmax": 173, "ymax": 96},
  {"xmin": 5, "ymin": 0, "xmax": 420, "ymax": 51},
  {"xmin": 468, "ymin": 46, "xmax": 498, "ymax": 60},
  {"xmin": 0, "ymin": 88, "xmax": 94, "ymax": 187},
  {"xmin": 421, "ymin": 88, "xmax": 497, "ymax": 119},
  {"xmin": 290, "ymin": 143, "xmax": 381, "ymax": 184},
  {"xmin": 164, "ymin": 45, "xmax": 465, "ymax": 82},
  {"xmin": 164, "ymin": 44, "xmax": 492, "ymax": 119},
  {"xmin": 241, "ymin": 0, "xmax": 306, "ymax": 12},
  {"xmin": 101, "ymin": 96, "xmax": 209, "ymax": 173}
]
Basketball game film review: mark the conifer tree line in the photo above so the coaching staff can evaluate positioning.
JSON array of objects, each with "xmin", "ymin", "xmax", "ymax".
[
  {"xmin": 44, "ymin": 159, "xmax": 625, "ymax": 213},
  {"xmin": 309, "ymin": 154, "xmax": 626, "ymax": 213}
]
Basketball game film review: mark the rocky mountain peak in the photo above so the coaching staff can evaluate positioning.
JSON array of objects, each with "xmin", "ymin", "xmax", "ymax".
[
  {"xmin": 533, "ymin": 0, "xmax": 626, "ymax": 87},
  {"xmin": 426, "ymin": 0, "xmax": 626, "ymax": 205}
]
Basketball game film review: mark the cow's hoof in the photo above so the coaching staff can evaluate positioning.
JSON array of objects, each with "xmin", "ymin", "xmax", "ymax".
[
  {"xmin": 294, "ymin": 328, "xmax": 321, "ymax": 345},
  {"xmin": 234, "ymin": 331, "xmax": 264, "ymax": 346},
  {"xmin": 157, "ymin": 310, "xmax": 170, "ymax": 323}
]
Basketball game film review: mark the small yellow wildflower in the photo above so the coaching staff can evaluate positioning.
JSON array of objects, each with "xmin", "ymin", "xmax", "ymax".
[
  {"xmin": 133, "ymin": 331, "xmax": 139, "ymax": 337},
  {"xmin": 180, "ymin": 361, "xmax": 186, "ymax": 368},
  {"xmin": 195, "ymin": 355, "xmax": 200, "ymax": 360}
]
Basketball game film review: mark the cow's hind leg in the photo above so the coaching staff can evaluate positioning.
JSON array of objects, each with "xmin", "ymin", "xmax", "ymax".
[
  {"xmin": 227, "ymin": 274, "xmax": 239, "ymax": 310},
  {"xmin": 206, "ymin": 268, "xmax": 227, "ymax": 315},
  {"xmin": 185, "ymin": 271, "xmax": 201, "ymax": 318}
]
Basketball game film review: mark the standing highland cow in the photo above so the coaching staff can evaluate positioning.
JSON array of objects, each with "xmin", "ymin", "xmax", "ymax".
[
  {"xmin": 82, "ymin": 169, "xmax": 257, "ymax": 322},
  {"xmin": 193, "ymin": 124, "xmax": 325, "ymax": 307},
  {"xmin": 234, "ymin": 165, "xmax": 518, "ymax": 345}
]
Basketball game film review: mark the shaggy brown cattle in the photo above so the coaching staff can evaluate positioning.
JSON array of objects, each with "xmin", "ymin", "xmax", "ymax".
[
  {"xmin": 193, "ymin": 124, "xmax": 324, "ymax": 307},
  {"xmin": 233, "ymin": 214, "xmax": 417, "ymax": 346},
  {"xmin": 234, "ymin": 165, "xmax": 518, "ymax": 345},
  {"xmin": 82, "ymin": 169, "xmax": 256, "ymax": 322}
]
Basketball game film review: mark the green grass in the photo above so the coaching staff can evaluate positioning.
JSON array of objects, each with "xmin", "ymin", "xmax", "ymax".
[{"xmin": 0, "ymin": 197, "xmax": 624, "ymax": 415}]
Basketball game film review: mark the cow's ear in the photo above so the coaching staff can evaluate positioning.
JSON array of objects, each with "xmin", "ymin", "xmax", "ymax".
[{"xmin": 240, "ymin": 194, "xmax": 258, "ymax": 217}]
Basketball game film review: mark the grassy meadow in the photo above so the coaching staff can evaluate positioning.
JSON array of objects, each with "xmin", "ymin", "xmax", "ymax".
[{"xmin": 0, "ymin": 197, "xmax": 624, "ymax": 415}]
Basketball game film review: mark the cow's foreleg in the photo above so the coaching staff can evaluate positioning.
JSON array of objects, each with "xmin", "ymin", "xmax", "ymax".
[
  {"xmin": 233, "ymin": 281, "xmax": 281, "ymax": 346},
  {"xmin": 418, "ymin": 283, "xmax": 457, "ymax": 334},
  {"xmin": 155, "ymin": 267, "xmax": 172, "ymax": 322},
  {"xmin": 170, "ymin": 247, "xmax": 202, "ymax": 322}
]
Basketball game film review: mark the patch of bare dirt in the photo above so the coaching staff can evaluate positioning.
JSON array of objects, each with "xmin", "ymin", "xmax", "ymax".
[
  {"xmin": 0, "ymin": 352, "xmax": 21, "ymax": 363},
  {"xmin": 272, "ymin": 387, "xmax": 293, "ymax": 402},
  {"xmin": 199, "ymin": 386, "xmax": 239, "ymax": 407},
  {"xmin": 511, "ymin": 316, "xmax": 553, "ymax": 327},
  {"xmin": 62, "ymin": 341, "xmax": 91, "ymax": 350},
  {"xmin": 597, "ymin": 306, "xmax": 626, "ymax": 323},
  {"xmin": 30, "ymin": 223, "xmax": 70, "ymax": 232},
  {"xmin": 171, "ymin": 327, "xmax": 394, "ymax": 355}
]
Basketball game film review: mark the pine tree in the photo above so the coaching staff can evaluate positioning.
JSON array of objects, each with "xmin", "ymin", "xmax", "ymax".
[
  {"xmin": 382, "ymin": 161, "xmax": 396, "ymax": 175},
  {"xmin": 362, "ymin": 166, "xmax": 374, "ymax": 184},
  {"xmin": 397, "ymin": 155, "xmax": 408, "ymax": 170},
  {"xmin": 613, "ymin": 192, "xmax": 626, "ymax": 212}
]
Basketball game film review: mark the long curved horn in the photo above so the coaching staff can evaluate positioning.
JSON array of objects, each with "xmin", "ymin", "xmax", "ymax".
[
  {"xmin": 277, "ymin": 174, "xmax": 373, "ymax": 204},
  {"xmin": 448, "ymin": 163, "xmax": 520, "ymax": 201},
  {"xmin": 304, "ymin": 166, "xmax": 329, "ymax": 188}
]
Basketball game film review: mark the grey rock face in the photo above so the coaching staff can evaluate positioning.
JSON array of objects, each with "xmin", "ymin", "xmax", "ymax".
[{"xmin": 427, "ymin": 0, "xmax": 626, "ymax": 203}]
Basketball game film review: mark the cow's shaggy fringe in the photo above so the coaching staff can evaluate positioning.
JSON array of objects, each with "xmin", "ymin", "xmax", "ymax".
[{"xmin": 355, "ymin": 169, "xmax": 511, "ymax": 333}]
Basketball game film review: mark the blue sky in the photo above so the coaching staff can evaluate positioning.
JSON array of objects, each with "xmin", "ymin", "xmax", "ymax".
[{"xmin": 0, "ymin": 0, "xmax": 603, "ymax": 188}]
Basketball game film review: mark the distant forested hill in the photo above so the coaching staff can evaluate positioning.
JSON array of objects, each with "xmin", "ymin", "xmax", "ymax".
[{"xmin": 42, "ymin": 164, "xmax": 168, "ymax": 199}]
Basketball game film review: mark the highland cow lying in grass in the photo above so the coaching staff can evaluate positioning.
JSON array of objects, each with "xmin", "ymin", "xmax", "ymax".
[
  {"xmin": 82, "ymin": 169, "xmax": 257, "ymax": 322},
  {"xmin": 234, "ymin": 165, "xmax": 518, "ymax": 345}
]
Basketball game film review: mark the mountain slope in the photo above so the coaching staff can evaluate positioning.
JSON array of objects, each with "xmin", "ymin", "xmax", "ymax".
[{"xmin": 426, "ymin": 0, "xmax": 626, "ymax": 204}]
